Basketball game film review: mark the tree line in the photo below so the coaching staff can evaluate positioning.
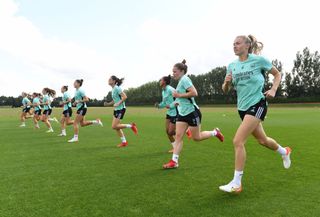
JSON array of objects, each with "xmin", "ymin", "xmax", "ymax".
[{"xmin": 1, "ymin": 47, "xmax": 319, "ymax": 107}]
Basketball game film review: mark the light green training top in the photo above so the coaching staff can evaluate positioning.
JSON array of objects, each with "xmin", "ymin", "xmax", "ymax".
[
  {"xmin": 43, "ymin": 94, "xmax": 52, "ymax": 110},
  {"xmin": 32, "ymin": 97, "xmax": 41, "ymax": 111},
  {"xmin": 112, "ymin": 85, "xmax": 126, "ymax": 111},
  {"xmin": 158, "ymin": 85, "xmax": 177, "ymax": 117},
  {"xmin": 175, "ymin": 75, "xmax": 199, "ymax": 116},
  {"xmin": 74, "ymin": 88, "xmax": 87, "ymax": 110},
  {"xmin": 63, "ymin": 91, "xmax": 72, "ymax": 111},
  {"xmin": 22, "ymin": 97, "xmax": 31, "ymax": 108},
  {"xmin": 226, "ymin": 54, "xmax": 273, "ymax": 111}
]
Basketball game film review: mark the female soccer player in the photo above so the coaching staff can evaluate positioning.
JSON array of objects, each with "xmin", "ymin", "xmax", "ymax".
[
  {"xmin": 32, "ymin": 92, "xmax": 42, "ymax": 129},
  {"xmin": 20, "ymin": 92, "xmax": 33, "ymax": 127},
  {"xmin": 104, "ymin": 76, "xmax": 138, "ymax": 148},
  {"xmin": 155, "ymin": 75, "xmax": 192, "ymax": 153},
  {"xmin": 58, "ymin": 85, "xmax": 74, "ymax": 136},
  {"xmin": 41, "ymin": 88, "xmax": 57, "ymax": 133},
  {"xmin": 219, "ymin": 35, "xmax": 292, "ymax": 193},
  {"xmin": 162, "ymin": 60, "xmax": 224, "ymax": 169},
  {"xmin": 68, "ymin": 79, "xmax": 103, "ymax": 143}
]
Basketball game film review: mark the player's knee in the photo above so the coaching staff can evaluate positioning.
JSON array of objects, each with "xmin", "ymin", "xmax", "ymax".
[
  {"xmin": 167, "ymin": 130, "xmax": 175, "ymax": 136},
  {"xmin": 193, "ymin": 136, "xmax": 201, "ymax": 141},
  {"xmin": 233, "ymin": 138, "xmax": 244, "ymax": 148},
  {"xmin": 111, "ymin": 125, "xmax": 118, "ymax": 130}
]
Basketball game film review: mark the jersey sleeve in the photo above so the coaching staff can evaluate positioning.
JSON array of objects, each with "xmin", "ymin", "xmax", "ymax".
[
  {"xmin": 260, "ymin": 56, "xmax": 273, "ymax": 72},
  {"xmin": 225, "ymin": 64, "xmax": 232, "ymax": 77},
  {"xmin": 182, "ymin": 76, "xmax": 194, "ymax": 90},
  {"xmin": 80, "ymin": 89, "xmax": 86, "ymax": 98},
  {"xmin": 117, "ymin": 86, "xmax": 123, "ymax": 95}
]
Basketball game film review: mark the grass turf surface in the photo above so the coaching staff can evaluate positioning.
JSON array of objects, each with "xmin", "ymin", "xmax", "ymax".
[{"xmin": 0, "ymin": 106, "xmax": 319, "ymax": 217}]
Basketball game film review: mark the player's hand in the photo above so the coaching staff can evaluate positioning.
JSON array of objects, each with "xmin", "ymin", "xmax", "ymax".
[
  {"xmin": 172, "ymin": 91, "xmax": 180, "ymax": 98},
  {"xmin": 264, "ymin": 89, "xmax": 276, "ymax": 98},
  {"xmin": 174, "ymin": 102, "xmax": 179, "ymax": 107},
  {"xmin": 114, "ymin": 102, "xmax": 120, "ymax": 107},
  {"xmin": 165, "ymin": 105, "xmax": 170, "ymax": 109}
]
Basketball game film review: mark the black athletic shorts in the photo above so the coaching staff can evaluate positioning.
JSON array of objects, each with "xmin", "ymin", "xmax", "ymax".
[
  {"xmin": 166, "ymin": 114, "xmax": 177, "ymax": 124},
  {"xmin": 238, "ymin": 98, "xmax": 268, "ymax": 121},
  {"xmin": 114, "ymin": 108, "xmax": 126, "ymax": 120},
  {"xmin": 63, "ymin": 107, "xmax": 73, "ymax": 117},
  {"xmin": 177, "ymin": 108, "xmax": 202, "ymax": 127},
  {"xmin": 43, "ymin": 109, "xmax": 52, "ymax": 116},
  {"xmin": 34, "ymin": 110, "xmax": 42, "ymax": 116},
  {"xmin": 22, "ymin": 106, "xmax": 31, "ymax": 113},
  {"xmin": 77, "ymin": 106, "xmax": 87, "ymax": 116}
]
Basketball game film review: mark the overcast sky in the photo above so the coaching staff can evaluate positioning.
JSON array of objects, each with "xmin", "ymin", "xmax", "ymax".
[{"xmin": 0, "ymin": 0, "xmax": 319, "ymax": 99}]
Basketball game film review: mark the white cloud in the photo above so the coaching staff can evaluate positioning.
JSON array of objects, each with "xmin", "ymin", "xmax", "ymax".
[
  {"xmin": 0, "ymin": 0, "xmax": 320, "ymax": 99},
  {"xmin": 0, "ymin": 0, "xmax": 115, "ymax": 98}
]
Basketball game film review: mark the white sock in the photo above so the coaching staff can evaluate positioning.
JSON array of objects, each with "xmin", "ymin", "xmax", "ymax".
[
  {"xmin": 172, "ymin": 154, "xmax": 179, "ymax": 163},
  {"xmin": 232, "ymin": 170, "xmax": 243, "ymax": 186},
  {"xmin": 211, "ymin": 129, "xmax": 217, "ymax": 137},
  {"xmin": 91, "ymin": 120, "xmax": 98, "ymax": 124},
  {"xmin": 74, "ymin": 134, "xmax": 78, "ymax": 139},
  {"xmin": 171, "ymin": 142, "xmax": 176, "ymax": 148},
  {"xmin": 62, "ymin": 129, "xmax": 66, "ymax": 134},
  {"xmin": 126, "ymin": 124, "xmax": 132, "ymax": 128},
  {"xmin": 277, "ymin": 145, "xmax": 287, "ymax": 155},
  {"xmin": 121, "ymin": 136, "xmax": 127, "ymax": 143}
]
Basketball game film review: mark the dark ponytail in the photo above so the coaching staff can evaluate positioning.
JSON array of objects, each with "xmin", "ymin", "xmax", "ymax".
[
  {"xmin": 162, "ymin": 75, "xmax": 171, "ymax": 85},
  {"xmin": 76, "ymin": 79, "xmax": 84, "ymax": 86},
  {"xmin": 111, "ymin": 75, "xmax": 124, "ymax": 86},
  {"xmin": 44, "ymin": 87, "xmax": 56, "ymax": 97},
  {"xmin": 174, "ymin": 59, "xmax": 188, "ymax": 74},
  {"xmin": 63, "ymin": 85, "xmax": 68, "ymax": 91}
]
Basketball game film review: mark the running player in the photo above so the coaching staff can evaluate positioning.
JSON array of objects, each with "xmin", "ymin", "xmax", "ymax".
[
  {"xmin": 32, "ymin": 92, "xmax": 42, "ymax": 129},
  {"xmin": 104, "ymin": 76, "xmax": 138, "ymax": 148},
  {"xmin": 163, "ymin": 60, "xmax": 224, "ymax": 169},
  {"xmin": 219, "ymin": 35, "xmax": 292, "ymax": 193},
  {"xmin": 68, "ymin": 79, "xmax": 103, "ymax": 143},
  {"xmin": 155, "ymin": 75, "xmax": 192, "ymax": 153},
  {"xmin": 20, "ymin": 92, "xmax": 33, "ymax": 127},
  {"xmin": 41, "ymin": 88, "xmax": 57, "ymax": 133},
  {"xmin": 58, "ymin": 85, "xmax": 74, "ymax": 136}
]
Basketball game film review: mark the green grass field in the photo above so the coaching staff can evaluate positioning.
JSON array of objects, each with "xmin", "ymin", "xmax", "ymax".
[{"xmin": 0, "ymin": 106, "xmax": 319, "ymax": 217}]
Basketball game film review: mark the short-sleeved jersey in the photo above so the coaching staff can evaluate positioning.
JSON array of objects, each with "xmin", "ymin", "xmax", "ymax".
[
  {"xmin": 63, "ymin": 91, "xmax": 72, "ymax": 111},
  {"xmin": 43, "ymin": 94, "xmax": 52, "ymax": 110},
  {"xmin": 176, "ymin": 75, "xmax": 199, "ymax": 116},
  {"xmin": 112, "ymin": 85, "xmax": 126, "ymax": 111},
  {"xmin": 22, "ymin": 97, "xmax": 31, "ymax": 108},
  {"xmin": 158, "ymin": 85, "xmax": 177, "ymax": 117},
  {"xmin": 32, "ymin": 97, "xmax": 42, "ymax": 111},
  {"xmin": 226, "ymin": 54, "xmax": 273, "ymax": 111},
  {"xmin": 74, "ymin": 88, "xmax": 87, "ymax": 109}
]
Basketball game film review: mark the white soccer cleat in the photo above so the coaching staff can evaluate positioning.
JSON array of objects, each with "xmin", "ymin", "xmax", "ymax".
[
  {"xmin": 96, "ymin": 118, "xmax": 103, "ymax": 127},
  {"xmin": 58, "ymin": 133, "xmax": 66, "ymax": 137},
  {"xmin": 219, "ymin": 181, "xmax": 242, "ymax": 193},
  {"xmin": 46, "ymin": 129, "xmax": 54, "ymax": 133},
  {"xmin": 68, "ymin": 137, "xmax": 79, "ymax": 143},
  {"xmin": 19, "ymin": 124, "xmax": 26, "ymax": 127},
  {"xmin": 282, "ymin": 147, "xmax": 292, "ymax": 169}
]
